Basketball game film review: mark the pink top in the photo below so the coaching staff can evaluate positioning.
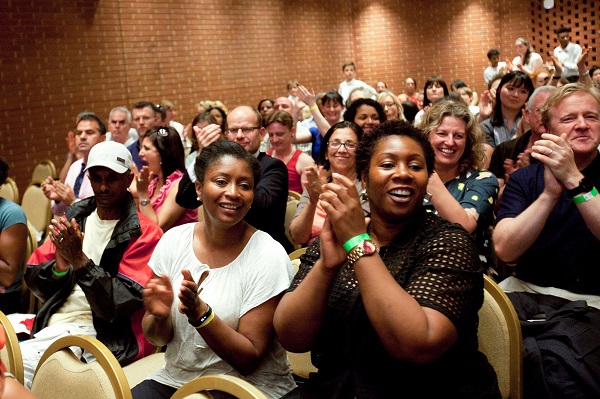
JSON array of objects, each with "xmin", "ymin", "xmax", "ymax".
[{"xmin": 148, "ymin": 170, "xmax": 197, "ymax": 229}]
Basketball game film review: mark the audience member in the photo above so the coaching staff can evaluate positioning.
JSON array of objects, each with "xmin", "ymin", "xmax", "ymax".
[
  {"xmin": 22, "ymin": 141, "xmax": 163, "ymax": 388},
  {"xmin": 493, "ymin": 83, "xmax": 600, "ymax": 398},
  {"xmin": 206, "ymin": 106, "xmax": 227, "ymax": 133},
  {"xmin": 132, "ymin": 140, "xmax": 296, "ymax": 399},
  {"xmin": 398, "ymin": 77, "xmax": 418, "ymax": 104},
  {"xmin": 457, "ymin": 86, "xmax": 480, "ymax": 117},
  {"xmin": 480, "ymin": 71, "xmax": 533, "ymax": 148},
  {"xmin": 289, "ymin": 121, "xmax": 368, "ymax": 246},
  {"xmin": 159, "ymin": 100, "xmax": 186, "ymax": 144},
  {"xmin": 43, "ymin": 112, "xmax": 106, "ymax": 217},
  {"xmin": 591, "ymin": 65, "xmax": 600, "ymax": 84},
  {"xmin": 489, "ymin": 86, "xmax": 557, "ymax": 191},
  {"xmin": 413, "ymin": 76, "xmax": 449, "ymax": 126},
  {"xmin": 106, "ymin": 106, "xmax": 137, "ymax": 147},
  {"xmin": 376, "ymin": 90, "xmax": 405, "ymax": 121},
  {"xmin": 530, "ymin": 68, "xmax": 553, "ymax": 88},
  {"xmin": 483, "ymin": 48, "xmax": 507, "ymax": 85},
  {"xmin": 134, "ymin": 126, "xmax": 197, "ymax": 231},
  {"xmin": 0, "ymin": 325, "xmax": 37, "ymax": 398},
  {"xmin": 265, "ymin": 111, "xmax": 314, "ymax": 194},
  {"xmin": 287, "ymin": 79, "xmax": 299, "ymax": 105},
  {"xmin": 176, "ymin": 106, "xmax": 293, "ymax": 253},
  {"xmin": 345, "ymin": 86, "xmax": 373, "ymax": 108},
  {"xmin": 420, "ymin": 100, "xmax": 498, "ymax": 274},
  {"xmin": 553, "ymin": 26, "xmax": 582, "ymax": 81},
  {"xmin": 510, "ymin": 37, "xmax": 543, "ymax": 75},
  {"xmin": 401, "ymin": 100, "xmax": 419, "ymax": 123},
  {"xmin": 257, "ymin": 98, "xmax": 275, "ymax": 123},
  {"xmin": 128, "ymin": 101, "xmax": 158, "ymax": 170},
  {"xmin": 275, "ymin": 120, "xmax": 500, "ymax": 398},
  {"xmin": 338, "ymin": 61, "xmax": 377, "ymax": 104},
  {"xmin": 0, "ymin": 157, "xmax": 27, "ymax": 314},
  {"xmin": 185, "ymin": 112, "xmax": 219, "ymax": 167},
  {"xmin": 343, "ymin": 98, "xmax": 386, "ymax": 135},
  {"xmin": 375, "ymin": 81, "xmax": 387, "ymax": 93}
]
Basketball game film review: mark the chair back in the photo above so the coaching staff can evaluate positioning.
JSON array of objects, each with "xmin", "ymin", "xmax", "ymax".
[
  {"xmin": 0, "ymin": 177, "xmax": 19, "ymax": 203},
  {"xmin": 0, "ymin": 310, "xmax": 25, "ymax": 384},
  {"xmin": 170, "ymin": 374, "xmax": 267, "ymax": 399},
  {"xmin": 288, "ymin": 190, "xmax": 301, "ymax": 201},
  {"xmin": 22, "ymin": 220, "xmax": 40, "ymax": 313},
  {"xmin": 31, "ymin": 160, "xmax": 57, "ymax": 184},
  {"xmin": 31, "ymin": 334, "xmax": 132, "ymax": 399},
  {"xmin": 122, "ymin": 352, "xmax": 165, "ymax": 389},
  {"xmin": 288, "ymin": 247, "xmax": 307, "ymax": 273},
  {"xmin": 21, "ymin": 182, "xmax": 51, "ymax": 239},
  {"xmin": 478, "ymin": 274, "xmax": 523, "ymax": 399},
  {"xmin": 284, "ymin": 199, "xmax": 299, "ymax": 250}
]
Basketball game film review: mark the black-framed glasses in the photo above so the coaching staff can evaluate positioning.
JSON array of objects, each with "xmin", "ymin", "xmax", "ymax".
[
  {"xmin": 157, "ymin": 126, "xmax": 169, "ymax": 136},
  {"xmin": 328, "ymin": 140, "xmax": 357, "ymax": 150},
  {"xmin": 225, "ymin": 127, "xmax": 260, "ymax": 136}
]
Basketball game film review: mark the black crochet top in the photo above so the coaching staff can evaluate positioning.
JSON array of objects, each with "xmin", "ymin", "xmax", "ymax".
[{"xmin": 289, "ymin": 210, "xmax": 501, "ymax": 399}]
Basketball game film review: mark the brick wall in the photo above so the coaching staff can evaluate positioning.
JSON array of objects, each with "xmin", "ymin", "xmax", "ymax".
[{"xmin": 0, "ymin": 0, "xmax": 596, "ymax": 195}]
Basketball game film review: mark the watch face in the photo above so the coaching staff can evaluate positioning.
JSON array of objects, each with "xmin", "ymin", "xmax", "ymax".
[{"xmin": 362, "ymin": 240, "xmax": 377, "ymax": 254}]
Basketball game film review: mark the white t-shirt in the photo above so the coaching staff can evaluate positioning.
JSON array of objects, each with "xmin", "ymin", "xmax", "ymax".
[
  {"xmin": 512, "ymin": 53, "xmax": 542, "ymax": 72},
  {"xmin": 147, "ymin": 223, "xmax": 296, "ymax": 398},
  {"xmin": 483, "ymin": 62, "xmax": 507, "ymax": 84},
  {"xmin": 49, "ymin": 210, "xmax": 118, "ymax": 326}
]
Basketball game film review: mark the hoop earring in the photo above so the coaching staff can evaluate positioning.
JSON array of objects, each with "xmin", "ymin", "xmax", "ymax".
[{"xmin": 360, "ymin": 188, "xmax": 368, "ymax": 201}]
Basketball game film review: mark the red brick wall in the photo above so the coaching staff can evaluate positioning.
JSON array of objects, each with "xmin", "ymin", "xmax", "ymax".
[{"xmin": 1, "ymin": 0, "xmax": 596, "ymax": 195}]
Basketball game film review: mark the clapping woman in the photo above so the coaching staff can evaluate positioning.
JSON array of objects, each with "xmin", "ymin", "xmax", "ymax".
[
  {"xmin": 274, "ymin": 120, "xmax": 500, "ymax": 398},
  {"xmin": 133, "ymin": 140, "xmax": 296, "ymax": 399},
  {"xmin": 135, "ymin": 126, "xmax": 197, "ymax": 231}
]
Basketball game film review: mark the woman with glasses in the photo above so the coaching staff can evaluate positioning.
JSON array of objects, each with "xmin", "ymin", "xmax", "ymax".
[
  {"xmin": 135, "ymin": 126, "xmax": 197, "ymax": 231},
  {"xmin": 376, "ymin": 89, "xmax": 405, "ymax": 122},
  {"xmin": 289, "ymin": 121, "xmax": 369, "ymax": 246}
]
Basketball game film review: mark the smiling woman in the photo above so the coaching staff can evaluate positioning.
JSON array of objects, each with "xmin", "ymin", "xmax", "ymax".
[
  {"xmin": 133, "ymin": 140, "xmax": 296, "ymax": 399},
  {"xmin": 421, "ymin": 100, "xmax": 498, "ymax": 273},
  {"xmin": 274, "ymin": 120, "xmax": 501, "ymax": 398}
]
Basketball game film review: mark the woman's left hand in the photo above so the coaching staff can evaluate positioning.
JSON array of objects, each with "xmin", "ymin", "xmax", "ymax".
[
  {"xmin": 319, "ymin": 173, "xmax": 366, "ymax": 247},
  {"xmin": 178, "ymin": 269, "xmax": 209, "ymax": 323}
]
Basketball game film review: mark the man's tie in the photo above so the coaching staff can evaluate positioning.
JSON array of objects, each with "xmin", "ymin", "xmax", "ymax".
[{"xmin": 73, "ymin": 162, "xmax": 86, "ymax": 198}]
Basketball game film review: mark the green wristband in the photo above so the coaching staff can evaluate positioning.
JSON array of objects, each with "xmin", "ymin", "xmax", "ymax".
[
  {"xmin": 573, "ymin": 186, "xmax": 598, "ymax": 204},
  {"xmin": 343, "ymin": 233, "xmax": 371, "ymax": 253},
  {"xmin": 52, "ymin": 266, "xmax": 69, "ymax": 277}
]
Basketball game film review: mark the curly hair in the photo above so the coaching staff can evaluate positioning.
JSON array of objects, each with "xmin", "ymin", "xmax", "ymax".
[
  {"xmin": 356, "ymin": 120, "xmax": 434, "ymax": 180},
  {"xmin": 420, "ymin": 100, "xmax": 486, "ymax": 174}
]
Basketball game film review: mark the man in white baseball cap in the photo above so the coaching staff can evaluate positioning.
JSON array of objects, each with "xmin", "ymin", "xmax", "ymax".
[{"xmin": 22, "ymin": 141, "xmax": 163, "ymax": 388}]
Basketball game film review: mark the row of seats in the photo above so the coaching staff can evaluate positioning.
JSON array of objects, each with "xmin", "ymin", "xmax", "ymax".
[{"xmin": 0, "ymin": 310, "xmax": 267, "ymax": 399}]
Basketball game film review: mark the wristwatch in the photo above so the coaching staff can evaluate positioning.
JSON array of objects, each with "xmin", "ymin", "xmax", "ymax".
[
  {"xmin": 347, "ymin": 239, "xmax": 379, "ymax": 266},
  {"xmin": 140, "ymin": 199, "xmax": 150, "ymax": 206},
  {"xmin": 565, "ymin": 177, "xmax": 594, "ymax": 198}
]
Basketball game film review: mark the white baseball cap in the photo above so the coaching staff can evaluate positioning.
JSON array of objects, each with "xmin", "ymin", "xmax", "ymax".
[{"xmin": 84, "ymin": 141, "xmax": 133, "ymax": 174}]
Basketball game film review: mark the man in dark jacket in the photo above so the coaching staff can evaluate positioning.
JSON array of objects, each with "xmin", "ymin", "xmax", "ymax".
[{"xmin": 22, "ymin": 141, "xmax": 163, "ymax": 388}]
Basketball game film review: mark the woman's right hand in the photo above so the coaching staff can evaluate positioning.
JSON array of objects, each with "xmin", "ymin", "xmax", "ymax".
[
  {"xmin": 135, "ymin": 166, "xmax": 152, "ymax": 194},
  {"xmin": 194, "ymin": 123, "xmax": 222, "ymax": 152},
  {"xmin": 143, "ymin": 275, "xmax": 174, "ymax": 319}
]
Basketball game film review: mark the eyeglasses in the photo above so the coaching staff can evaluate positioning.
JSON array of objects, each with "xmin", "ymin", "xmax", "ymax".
[
  {"xmin": 225, "ymin": 127, "xmax": 260, "ymax": 136},
  {"xmin": 328, "ymin": 140, "xmax": 357, "ymax": 150},
  {"xmin": 382, "ymin": 102, "xmax": 397, "ymax": 108},
  {"xmin": 157, "ymin": 126, "xmax": 169, "ymax": 136}
]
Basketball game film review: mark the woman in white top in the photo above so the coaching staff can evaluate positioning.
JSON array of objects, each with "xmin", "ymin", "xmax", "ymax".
[
  {"xmin": 133, "ymin": 140, "xmax": 296, "ymax": 399},
  {"xmin": 511, "ymin": 37, "xmax": 543, "ymax": 76}
]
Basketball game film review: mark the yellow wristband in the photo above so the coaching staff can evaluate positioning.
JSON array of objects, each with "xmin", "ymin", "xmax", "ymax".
[
  {"xmin": 309, "ymin": 104, "xmax": 318, "ymax": 111},
  {"xmin": 195, "ymin": 311, "xmax": 215, "ymax": 329}
]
